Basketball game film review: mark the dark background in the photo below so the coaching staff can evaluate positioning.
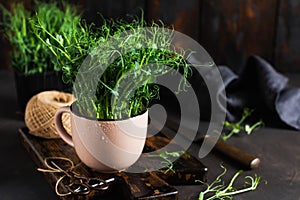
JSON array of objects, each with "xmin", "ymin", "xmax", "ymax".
[
  {"xmin": 1, "ymin": 0, "xmax": 300, "ymax": 73},
  {"xmin": 1, "ymin": 1, "xmax": 300, "ymax": 199}
]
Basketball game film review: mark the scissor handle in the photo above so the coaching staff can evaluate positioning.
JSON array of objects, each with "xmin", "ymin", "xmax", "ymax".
[
  {"xmin": 85, "ymin": 177, "xmax": 110, "ymax": 191},
  {"xmin": 66, "ymin": 181, "xmax": 90, "ymax": 195},
  {"xmin": 70, "ymin": 171, "xmax": 111, "ymax": 191}
]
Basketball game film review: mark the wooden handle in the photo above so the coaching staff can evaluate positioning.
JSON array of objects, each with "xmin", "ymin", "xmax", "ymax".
[{"xmin": 205, "ymin": 136, "xmax": 260, "ymax": 169}]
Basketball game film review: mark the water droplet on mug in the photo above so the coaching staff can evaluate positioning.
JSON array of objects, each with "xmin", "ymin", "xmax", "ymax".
[{"xmin": 101, "ymin": 136, "xmax": 105, "ymax": 140}]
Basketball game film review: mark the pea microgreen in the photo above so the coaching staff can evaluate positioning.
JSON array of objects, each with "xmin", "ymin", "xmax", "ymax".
[
  {"xmin": 221, "ymin": 108, "xmax": 264, "ymax": 141},
  {"xmin": 196, "ymin": 164, "xmax": 264, "ymax": 200}
]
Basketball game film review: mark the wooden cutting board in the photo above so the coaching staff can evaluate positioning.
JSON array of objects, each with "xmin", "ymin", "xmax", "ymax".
[{"xmin": 20, "ymin": 128, "xmax": 207, "ymax": 200}]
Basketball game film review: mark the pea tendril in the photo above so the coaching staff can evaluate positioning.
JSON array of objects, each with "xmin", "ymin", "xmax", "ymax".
[
  {"xmin": 197, "ymin": 165, "xmax": 264, "ymax": 200},
  {"xmin": 222, "ymin": 108, "xmax": 264, "ymax": 141}
]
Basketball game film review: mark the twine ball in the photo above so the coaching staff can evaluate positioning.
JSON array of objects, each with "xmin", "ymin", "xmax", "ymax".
[{"xmin": 25, "ymin": 90, "xmax": 74, "ymax": 139}]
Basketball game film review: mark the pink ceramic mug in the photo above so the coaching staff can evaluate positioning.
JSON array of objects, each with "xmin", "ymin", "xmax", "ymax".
[{"xmin": 54, "ymin": 105, "xmax": 148, "ymax": 172}]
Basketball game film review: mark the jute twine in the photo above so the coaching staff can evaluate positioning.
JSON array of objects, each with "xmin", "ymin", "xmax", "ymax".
[{"xmin": 25, "ymin": 91, "xmax": 74, "ymax": 139}]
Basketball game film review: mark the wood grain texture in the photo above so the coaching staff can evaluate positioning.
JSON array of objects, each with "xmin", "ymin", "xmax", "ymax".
[
  {"xmin": 2, "ymin": 0, "xmax": 300, "ymax": 72},
  {"xmin": 200, "ymin": 0, "xmax": 278, "ymax": 71},
  {"xmin": 147, "ymin": 0, "xmax": 200, "ymax": 41},
  {"xmin": 145, "ymin": 134, "xmax": 208, "ymax": 185},
  {"xmin": 20, "ymin": 127, "xmax": 207, "ymax": 199},
  {"xmin": 275, "ymin": 0, "xmax": 300, "ymax": 72},
  {"xmin": 83, "ymin": 0, "xmax": 145, "ymax": 25}
]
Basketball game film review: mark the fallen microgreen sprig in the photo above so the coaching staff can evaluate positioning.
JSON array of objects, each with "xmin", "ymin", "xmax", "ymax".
[
  {"xmin": 148, "ymin": 151, "xmax": 189, "ymax": 174},
  {"xmin": 222, "ymin": 108, "xmax": 264, "ymax": 141},
  {"xmin": 196, "ymin": 165, "xmax": 262, "ymax": 200}
]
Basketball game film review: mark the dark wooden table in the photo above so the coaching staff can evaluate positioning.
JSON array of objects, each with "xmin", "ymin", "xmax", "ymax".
[{"xmin": 1, "ymin": 69, "xmax": 300, "ymax": 200}]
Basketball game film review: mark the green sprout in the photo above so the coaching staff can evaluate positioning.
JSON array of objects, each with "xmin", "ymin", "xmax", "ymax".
[
  {"xmin": 0, "ymin": 1, "xmax": 82, "ymax": 74},
  {"xmin": 148, "ymin": 151, "xmax": 189, "ymax": 174},
  {"xmin": 197, "ymin": 165, "xmax": 263, "ymax": 200},
  {"xmin": 34, "ymin": 12, "xmax": 196, "ymax": 120},
  {"xmin": 221, "ymin": 108, "xmax": 264, "ymax": 141}
]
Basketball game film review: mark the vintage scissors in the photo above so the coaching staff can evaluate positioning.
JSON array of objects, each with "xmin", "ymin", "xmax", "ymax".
[{"xmin": 38, "ymin": 157, "xmax": 115, "ymax": 196}]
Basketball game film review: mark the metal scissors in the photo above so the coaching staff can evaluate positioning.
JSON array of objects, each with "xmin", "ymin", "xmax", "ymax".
[{"xmin": 39, "ymin": 157, "xmax": 115, "ymax": 196}]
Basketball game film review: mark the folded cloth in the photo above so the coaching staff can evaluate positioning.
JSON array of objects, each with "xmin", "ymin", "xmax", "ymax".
[
  {"xmin": 217, "ymin": 55, "xmax": 300, "ymax": 130},
  {"xmin": 158, "ymin": 55, "xmax": 300, "ymax": 132}
]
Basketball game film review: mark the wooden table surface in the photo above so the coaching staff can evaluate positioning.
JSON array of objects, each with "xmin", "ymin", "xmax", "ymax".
[{"xmin": 1, "ymin": 69, "xmax": 300, "ymax": 200}]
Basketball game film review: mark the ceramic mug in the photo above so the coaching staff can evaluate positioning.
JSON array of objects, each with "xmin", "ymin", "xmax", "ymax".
[{"xmin": 54, "ymin": 105, "xmax": 148, "ymax": 172}]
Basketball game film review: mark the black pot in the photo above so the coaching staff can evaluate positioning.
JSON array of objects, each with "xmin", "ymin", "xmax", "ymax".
[{"xmin": 14, "ymin": 70, "xmax": 70, "ymax": 112}]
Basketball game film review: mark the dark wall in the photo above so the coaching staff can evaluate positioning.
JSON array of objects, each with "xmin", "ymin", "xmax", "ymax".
[
  {"xmin": 143, "ymin": 0, "xmax": 300, "ymax": 73},
  {"xmin": 1, "ymin": 0, "xmax": 300, "ymax": 72},
  {"xmin": 200, "ymin": 0, "xmax": 278, "ymax": 72}
]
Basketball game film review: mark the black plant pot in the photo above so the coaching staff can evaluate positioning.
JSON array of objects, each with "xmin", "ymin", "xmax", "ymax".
[{"xmin": 14, "ymin": 70, "xmax": 70, "ymax": 112}]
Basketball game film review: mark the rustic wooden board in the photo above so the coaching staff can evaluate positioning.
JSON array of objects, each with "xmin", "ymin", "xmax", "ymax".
[
  {"xmin": 200, "ymin": 0, "xmax": 278, "ymax": 71},
  {"xmin": 20, "ymin": 127, "xmax": 207, "ymax": 200},
  {"xmin": 144, "ymin": 134, "xmax": 208, "ymax": 185}
]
